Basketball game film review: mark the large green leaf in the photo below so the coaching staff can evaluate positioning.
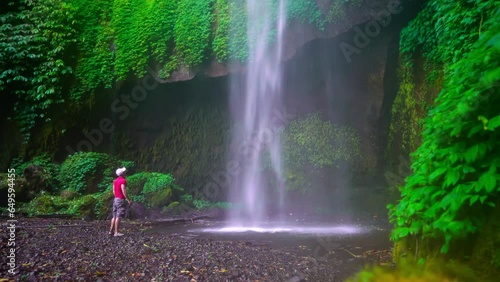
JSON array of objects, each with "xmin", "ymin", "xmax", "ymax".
[{"xmin": 487, "ymin": 115, "xmax": 500, "ymax": 130}]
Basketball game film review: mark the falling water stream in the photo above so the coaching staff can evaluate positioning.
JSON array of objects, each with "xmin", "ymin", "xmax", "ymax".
[
  {"xmin": 227, "ymin": 0, "xmax": 287, "ymax": 227},
  {"xmin": 206, "ymin": 0, "xmax": 370, "ymax": 236}
]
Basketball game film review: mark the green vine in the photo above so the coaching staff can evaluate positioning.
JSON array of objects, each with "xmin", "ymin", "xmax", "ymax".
[
  {"xmin": 399, "ymin": 0, "xmax": 497, "ymax": 77},
  {"xmin": 1, "ymin": 0, "xmax": 329, "ymax": 139},
  {"xmin": 175, "ymin": 0, "xmax": 215, "ymax": 67},
  {"xmin": 69, "ymin": 0, "xmax": 113, "ymax": 100},
  {"xmin": 212, "ymin": 0, "xmax": 230, "ymax": 61},
  {"xmin": 389, "ymin": 7, "xmax": 500, "ymax": 254},
  {"xmin": 0, "ymin": 0, "xmax": 76, "ymax": 140},
  {"xmin": 389, "ymin": 0, "xmax": 498, "ymax": 163}
]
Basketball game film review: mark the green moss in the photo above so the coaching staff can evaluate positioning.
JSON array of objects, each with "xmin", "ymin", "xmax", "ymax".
[
  {"xmin": 347, "ymin": 260, "xmax": 480, "ymax": 282},
  {"xmin": 20, "ymin": 192, "xmax": 111, "ymax": 219},
  {"xmin": 392, "ymin": 236, "xmax": 445, "ymax": 266},
  {"xmin": 60, "ymin": 189, "xmax": 78, "ymax": 200},
  {"xmin": 67, "ymin": 194, "xmax": 98, "ymax": 219},
  {"xmin": 165, "ymin": 201, "xmax": 179, "ymax": 210},
  {"xmin": 148, "ymin": 188, "xmax": 172, "ymax": 209},
  {"xmin": 325, "ymin": 0, "xmax": 363, "ymax": 24},
  {"xmin": 281, "ymin": 112, "xmax": 365, "ymax": 192},
  {"xmin": 127, "ymin": 172, "xmax": 149, "ymax": 196},
  {"xmin": 20, "ymin": 194, "xmax": 69, "ymax": 216},
  {"xmin": 28, "ymin": 195, "xmax": 57, "ymax": 215},
  {"xmin": 127, "ymin": 172, "xmax": 183, "ymax": 208},
  {"xmin": 94, "ymin": 190, "xmax": 114, "ymax": 219},
  {"xmin": 163, "ymin": 200, "xmax": 191, "ymax": 215},
  {"xmin": 113, "ymin": 105, "xmax": 229, "ymax": 192},
  {"xmin": 388, "ymin": 60, "xmax": 443, "ymax": 164},
  {"xmin": 327, "ymin": 1, "xmax": 345, "ymax": 23}
]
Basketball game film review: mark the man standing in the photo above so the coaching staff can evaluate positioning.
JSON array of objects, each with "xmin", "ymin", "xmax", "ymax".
[{"xmin": 109, "ymin": 167, "xmax": 131, "ymax": 236}]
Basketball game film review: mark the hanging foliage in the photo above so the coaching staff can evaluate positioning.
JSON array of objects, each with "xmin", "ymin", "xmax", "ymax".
[
  {"xmin": 0, "ymin": 0, "xmax": 76, "ymax": 140},
  {"xmin": 389, "ymin": 6, "xmax": 500, "ymax": 254}
]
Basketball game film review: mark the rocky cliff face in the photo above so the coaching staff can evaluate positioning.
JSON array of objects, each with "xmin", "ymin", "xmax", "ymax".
[
  {"xmin": 2, "ymin": 0, "xmax": 424, "ymax": 189},
  {"xmin": 158, "ymin": 0, "xmax": 421, "ymax": 82},
  {"xmin": 83, "ymin": 0, "xmax": 423, "ymax": 189}
]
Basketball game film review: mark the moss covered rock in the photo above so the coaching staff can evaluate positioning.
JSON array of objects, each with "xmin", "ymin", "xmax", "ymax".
[
  {"xmin": 165, "ymin": 201, "xmax": 180, "ymax": 210},
  {"xmin": 22, "ymin": 195, "xmax": 69, "ymax": 215},
  {"xmin": 75, "ymin": 195, "xmax": 99, "ymax": 219},
  {"xmin": 94, "ymin": 191, "xmax": 114, "ymax": 220},
  {"xmin": 127, "ymin": 172, "xmax": 183, "ymax": 208},
  {"xmin": 126, "ymin": 172, "xmax": 149, "ymax": 196},
  {"xmin": 148, "ymin": 188, "xmax": 172, "ymax": 209},
  {"xmin": 60, "ymin": 189, "xmax": 78, "ymax": 200},
  {"xmin": 23, "ymin": 164, "xmax": 54, "ymax": 193},
  {"xmin": 162, "ymin": 201, "xmax": 192, "ymax": 215}
]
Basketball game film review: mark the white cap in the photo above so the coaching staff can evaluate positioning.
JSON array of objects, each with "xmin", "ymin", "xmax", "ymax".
[{"xmin": 116, "ymin": 167, "xmax": 126, "ymax": 176}]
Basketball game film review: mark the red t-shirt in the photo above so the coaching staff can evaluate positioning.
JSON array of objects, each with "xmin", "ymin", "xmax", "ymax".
[{"xmin": 113, "ymin": 176, "xmax": 127, "ymax": 199}]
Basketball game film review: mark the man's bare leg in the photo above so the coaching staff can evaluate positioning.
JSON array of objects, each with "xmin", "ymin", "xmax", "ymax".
[
  {"xmin": 114, "ymin": 218, "xmax": 121, "ymax": 235},
  {"xmin": 109, "ymin": 218, "xmax": 115, "ymax": 234}
]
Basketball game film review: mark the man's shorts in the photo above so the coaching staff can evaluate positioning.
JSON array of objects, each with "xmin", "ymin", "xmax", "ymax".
[{"xmin": 112, "ymin": 198, "xmax": 126, "ymax": 218}]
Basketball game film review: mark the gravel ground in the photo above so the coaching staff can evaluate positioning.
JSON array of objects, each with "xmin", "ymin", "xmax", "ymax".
[{"xmin": 0, "ymin": 218, "xmax": 346, "ymax": 281}]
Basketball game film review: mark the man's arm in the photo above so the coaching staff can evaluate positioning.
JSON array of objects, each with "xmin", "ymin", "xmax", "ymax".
[{"xmin": 121, "ymin": 184, "xmax": 131, "ymax": 204}]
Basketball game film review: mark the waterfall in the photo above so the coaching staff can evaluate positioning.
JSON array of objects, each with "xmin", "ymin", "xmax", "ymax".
[{"xmin": 228, "ymin": 0, "xmax": 287, "ymax": 226}]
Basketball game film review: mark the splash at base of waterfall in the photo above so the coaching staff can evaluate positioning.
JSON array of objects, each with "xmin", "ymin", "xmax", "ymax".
[{"xmin": 200, "ymin": 224, "xmax": 366, "ymax": 235}]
